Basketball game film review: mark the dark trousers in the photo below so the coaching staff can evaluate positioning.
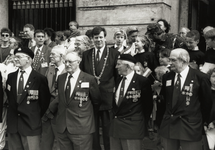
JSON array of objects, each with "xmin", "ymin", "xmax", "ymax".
[
  {"xmin": 40, "ymin": 118, "xmax": 58, "ymax": 150},
  {"xmin": 57, "ymin": 129, "xmax": 93, "ymax": 150},
  {"xmin": 161, "ymin": 136, "xmax": 203, "ymax": 150},
  {"xmin": 8, "ymin": 133, "xmax": 40, "ymax": 150},
  {"xmin": 93, "ymin": 110, "xmax": 111, "ymax": 150}
]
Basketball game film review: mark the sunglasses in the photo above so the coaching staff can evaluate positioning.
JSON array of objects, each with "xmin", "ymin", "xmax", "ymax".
[{"xmin": 1, "ymin": 34, "xmax": 9, "ymax": 37}]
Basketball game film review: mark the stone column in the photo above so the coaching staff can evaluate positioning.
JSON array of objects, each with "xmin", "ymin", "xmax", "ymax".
[{"xmin": 0, "ymin": 1, "xmax": 9, "ymax": 29}]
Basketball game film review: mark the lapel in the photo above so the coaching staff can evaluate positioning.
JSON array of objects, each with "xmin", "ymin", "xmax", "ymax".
[
  {"xmin": 113, "ymin": 76, "xmax": 123, "ymax": 108},
  {"xmin": 46, "ymin": 66, "xmax": 55, "ymax": 91},
  {"xmin": 12, "ymin": 71, "xmax": 19, "ymax": 100},
  {"xmin": 164, "ymin": 72, "xmax": 175, "ymax": 111},
  {"xmin": 59, "ymin": 73, "xmax": 67, "ymax": 104},
  {"xmin": 87, "ymin": 49, "xmax": 94, "ymax": 74},
  {"xmin": 172, "ymin": 67, "xmax": 193, "ymax": 112},
  {"xmin": 18, "ymin": 70, "xmax": 37, "ymax": 104}
]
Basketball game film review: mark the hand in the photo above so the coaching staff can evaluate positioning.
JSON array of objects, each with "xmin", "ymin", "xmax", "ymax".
[{"xmin": 208, "ymin": 122, "xmax": 215, "ymax": 130}]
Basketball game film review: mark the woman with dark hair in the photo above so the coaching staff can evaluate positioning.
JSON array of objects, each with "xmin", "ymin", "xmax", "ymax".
[
  {"xmin": 157, "ymin": 19, "xmax": 171, "ymax": 33},
  {"xmin": 0, "ymin": 28, "xmax": 12, "ymax": 63},
  {"xmin": 44, "ymin": 28, "xmax": 56, "ymax": 48}
]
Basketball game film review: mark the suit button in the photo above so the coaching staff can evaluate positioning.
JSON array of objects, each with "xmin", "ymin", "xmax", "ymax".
[
  {"xmin": 18, "ymin": 114, "xmax": 20, "ymax": 116},
  {"xmin": 171, "ymin": 114, "xmax": 173, "ymax": 117},
  {"xmin": 115, "ymin": 116, "xmax": 117, "ymax": 118},
  {"xmin": 179, "ymin": 116, "xmax": 182, "ymax": 118}
]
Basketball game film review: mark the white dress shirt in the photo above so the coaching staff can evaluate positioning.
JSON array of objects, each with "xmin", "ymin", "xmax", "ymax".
[
  {"xmin": 64, "ymin": 69, "xmax": 81, "ymax": 96},
  {"xmin": 17, "ymin": 66, "xmax": 32, "ymax": 92},
  {"xmin": 174, "ymin": 66, "xmax": 189, "ymax": 90},
  {"xmin": 95, "ymin": 45, "xmax": 105, "ymax": 60},
  {"xmin": 115, "ymin": 71, "xmax": 135, "ymax": 105}
]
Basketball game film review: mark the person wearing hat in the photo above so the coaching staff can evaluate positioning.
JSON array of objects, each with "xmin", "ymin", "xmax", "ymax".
[
  {"xmin": 109, "ymin": 54, "xmax": 153, "ymax": 150},
  {"xmin": 145, "ymin": 23, "xmax": 187, "ymax": 62},
  {"xmin": 122, "ymin": 27, "xmax": 138, "ymax": 56},
  {"xmin": 5, "ymin": 47, "xmax": 51, "ymax": 150},
  {"xmin": 40, "ymin": 45, "xmax": 67, "ymax": 150}
]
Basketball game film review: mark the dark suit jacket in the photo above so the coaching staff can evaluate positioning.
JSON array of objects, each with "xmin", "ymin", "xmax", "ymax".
[
  {"xmin": 6, "ymin": 69, "xmax": 51, "ymax": 136},
  {"xmin": 80, "ymin": 46, "xmax": 119, "ymax": 110},
  {"xmin": 42, "ymin": 65, "xmax": 66, "ymax": 121},
  {"xmin": 31, "ymin": 45, "xmax": 51, "ymax": 76},
  {"xmin": 56, "ymin": 71, "xmax": 100, "ymax": 134},
  {"xmin": 109, "ymin": 73, "xmax": 153, "ymax": 139},
  {"xmin": 0, "ymin": 73, "xmax": 3, "ymax": 122},
  {"xmin": 159, "ymin": 67, "xmax": 212, "ymax": 141}
]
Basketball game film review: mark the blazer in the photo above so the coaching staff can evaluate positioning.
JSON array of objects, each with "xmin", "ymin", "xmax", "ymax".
[
  {"xmin": 31, "ymin": 45, "xmax": 51, "ymax": 76},
  {"xmin": 159, "ymin": 67, "xmax": 212, "ymax": 141},
  {"xmin": 80, "ymin": 46, "xmax": 119, "ymax": 110},
  {"xmin": 109, "ymin": 73, "xmax": 153, "ymax": 139},
  {"xmin": 42, "ymin": 65, "xmax": 66, "ymax": 121},
  {"xmin": 6, "ymin": 69, "xmax": 51, "ymax": 136},
  {"xmin": 0, "ymin": 73, "xmax": 3, "ymax": 122},
  {"xmin": 56, "ymin": 71, "xmax": 100, "ymax": 134}
]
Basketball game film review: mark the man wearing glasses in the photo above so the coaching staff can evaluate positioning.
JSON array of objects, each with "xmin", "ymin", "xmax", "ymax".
[
  {"xmin": 0, "ymin": 28, "xmax": 12, "ymax": 62},
  {"xmin": 56, "ymin": 52, "xmax": 100, "ymax": 150},
  {"xmin": 5, "ymin": 47, "xmax": 50, "ymax": 150}
]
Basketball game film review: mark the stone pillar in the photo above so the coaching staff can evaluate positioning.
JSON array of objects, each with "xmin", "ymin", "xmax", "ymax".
[{"xmin": 0, "ymin": 1, "xmax": 9, "ymax": 29}]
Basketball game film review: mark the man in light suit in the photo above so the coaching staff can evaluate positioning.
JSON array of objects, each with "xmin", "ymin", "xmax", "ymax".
[
  {"xmin": 6, "ymin": 47, "xmax": 50, "ymax": 150},
  {"xmin": 159, "ymin": 48, "xmax": 212, "ymax": 150},
  {"xmin": 40, "ymin": 45, "xmax": 66, "ymax": 150},
  {"xmin": 31, "ymin": 29, "xmax": 51, "ymax": 76},
  {"xmin": 109, "ymin": 54, "xmax": 153, "ymax": 150},
  {"xmin": 56, "ymin": 52, "xmax": 100, "ymax": 150},
  {"xmin": 80, "ymin": 26, "xmax": 119, "ymax": 150}
]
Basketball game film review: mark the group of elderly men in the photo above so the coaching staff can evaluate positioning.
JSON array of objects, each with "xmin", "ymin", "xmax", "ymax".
[{"xmin": 0, "ymin": 24, "xmax": 212, "ymax": 150}]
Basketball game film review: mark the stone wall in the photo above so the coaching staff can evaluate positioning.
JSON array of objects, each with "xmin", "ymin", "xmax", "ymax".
[
  {"xmin": 0, "ymin": 1, "xmax": 9, "ymax": 30},
  {"xmin": 76, "ymin": 0, "xmax": 173, "ymax": 43}
]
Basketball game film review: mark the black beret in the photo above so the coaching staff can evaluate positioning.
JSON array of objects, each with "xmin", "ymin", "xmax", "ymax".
[
  {"xmin": 14, "ymin": 47, "xmax": 34, "ymax": 59},
  {"xmin": 145, "ymin": 23, "xmax": 163, "ymax": 35},
  {"xmin": 118, "ymin": 54, "xmax": 136, "ymax": 64}
]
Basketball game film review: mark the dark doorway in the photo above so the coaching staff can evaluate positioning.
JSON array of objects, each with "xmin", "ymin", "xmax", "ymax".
[{"xmin": 9, "ymin": 0, "xmax": 76, "ymax": 37}]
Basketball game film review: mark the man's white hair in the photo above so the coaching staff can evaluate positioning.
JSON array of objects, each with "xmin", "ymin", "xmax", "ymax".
[{"xmin": 52, "ymin": 45, "xmax": 66, "ymax": 56}]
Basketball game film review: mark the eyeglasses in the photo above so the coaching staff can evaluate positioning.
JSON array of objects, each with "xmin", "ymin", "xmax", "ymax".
[
  {"xmin": 1, "ymin": 34, "xmax": 9, "ymax": 37},
  {"xmin": 64, "ymin": 60, "xmax": 79, "ymax": 65}
]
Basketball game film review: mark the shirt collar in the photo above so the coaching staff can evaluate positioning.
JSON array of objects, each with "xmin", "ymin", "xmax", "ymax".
[
  {"xmin": 177, "ymin": 66, "xmax": 189, "ymax": 79},
  {"xmin": 124, "ymin": 71, "xmax": 135, "ymax": 81},
  {"xmin": 19, "ymin": 66, "xmax": 32, "ymax": 75},
  {"xmin": 95, "ymin": 44, "xmax": 105, "ymax": 54},
  {"xmin": 36, "ymin": 45, "xmax": 44, "ymax": 51},
  {"xmin": 57, "ymin": 64, "xmax": 65, "ymax": 73},
  {"xmin": 67, "ymin": 68, "xmax": 81, "ymax": 79},
  {"xmin": 194, "ymin": 46, "xmax": 199, "ymax": 50}
]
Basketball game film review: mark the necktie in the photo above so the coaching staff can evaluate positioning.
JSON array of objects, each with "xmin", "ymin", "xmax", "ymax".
[
  {"xmin": 117, "ymin": 77, "xmax": 126, "ymax": 106},
  {"xmin": 32, "ymin": 49, "xmax": 40, "ymax": 70},
  {"xmin": 52, "ymin": 68, "xmax": 59, "ymax": 87},
  {"xmin": 17, "ymin": 70, "xmax": 25, "ymax": 103},
  {"xmin": 65, "ymin": 75, "xmax": 72, "ymax": 102},
  {"xmin": 172, "ymin": 74, "xmax": 181, "ymax": 108},
  {"xmin": 96, "ymin": 49, "xmax": 100, "ymax": 64}
]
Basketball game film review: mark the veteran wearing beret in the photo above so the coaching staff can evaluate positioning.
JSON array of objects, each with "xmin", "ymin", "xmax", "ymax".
[
  {"xmin": 109, "ymin": 54, "xmax": 153, "ymax": 150},
  {"xmin": 5, "ymin": 47, "xmax": 51, "ymax": 150},
  {"xmin": 56, "ymin": 52, "xmax": 100, "ymax": 150}
]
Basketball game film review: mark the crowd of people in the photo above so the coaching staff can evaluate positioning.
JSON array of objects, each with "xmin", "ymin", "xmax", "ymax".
[{"xmin": 0, "ymin": 19, "xmax": 215, "ymax": 150}]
